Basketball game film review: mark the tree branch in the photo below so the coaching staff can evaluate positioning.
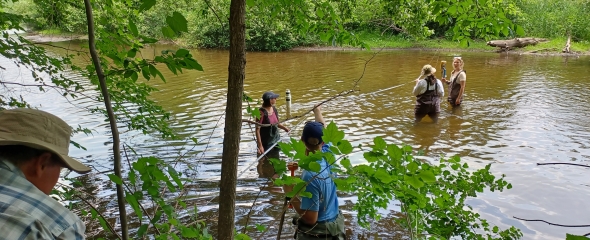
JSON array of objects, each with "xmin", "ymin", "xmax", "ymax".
[
  {"xmin": 537, "ymin": 163, "xmax": 590, "ymax": 168},
  {"xmin": 513, "ymin": 216, "xmax": 590, "ymax": 227}
]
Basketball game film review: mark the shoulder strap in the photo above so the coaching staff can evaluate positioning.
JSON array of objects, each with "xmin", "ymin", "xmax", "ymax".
[{"xmin": 272, "ymin": 106, "xmax": 279, "ymax": 122}]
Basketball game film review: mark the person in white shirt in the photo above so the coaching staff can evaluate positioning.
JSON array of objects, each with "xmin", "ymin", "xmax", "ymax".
[
  {"xmin": 412, "ymin": 64, "xmax": 445, "ymax": 123},
  {"xmin": 442, "ymin": 57, "xmax": 467, "ymax": 108}
]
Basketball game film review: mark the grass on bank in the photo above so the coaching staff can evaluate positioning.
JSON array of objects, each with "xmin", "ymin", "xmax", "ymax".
[{"xmin": 355, "ymin": 31, "xmax": 590, "ymax": 53}]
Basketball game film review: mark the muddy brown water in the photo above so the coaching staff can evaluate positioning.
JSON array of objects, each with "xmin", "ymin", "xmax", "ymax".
[{"xmin": 1, "ymin": 41, "xmax": 590, "ymax": 239}]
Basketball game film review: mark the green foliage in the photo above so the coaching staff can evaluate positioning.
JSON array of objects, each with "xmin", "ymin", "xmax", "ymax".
[
  {"xmin": 566, "ymin": 234, "xmax": 590, "ymax": 240},
  {"xmin": 277, "ymin": 122, "xmax": 523, "ymax": 239},
  {"xmin": 512, "ymin": 0, "xmax": 590, "ymax": 40}
]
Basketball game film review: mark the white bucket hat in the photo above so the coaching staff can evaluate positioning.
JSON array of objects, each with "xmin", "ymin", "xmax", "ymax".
[{"xmin": 0, "ymin": 108, "xmax": 91, "ymax": 173}]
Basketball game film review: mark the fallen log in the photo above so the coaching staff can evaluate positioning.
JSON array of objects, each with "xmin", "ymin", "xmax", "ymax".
[{"xmin": 486, "ymin": 38, "xmax": 549, "ymax": 51}]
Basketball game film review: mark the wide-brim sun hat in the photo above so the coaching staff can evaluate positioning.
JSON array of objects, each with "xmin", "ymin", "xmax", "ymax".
[
  {"xmin": 0, "ymin": 108, "xmax": 92, "ymax": 174},
  {"xmin": 422, "ymin": 64, "xmax": 437, "ymax": 76}
]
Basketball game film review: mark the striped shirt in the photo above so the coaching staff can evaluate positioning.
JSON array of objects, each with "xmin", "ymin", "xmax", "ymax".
[{"xmin": 0, "ymin": 160, "xmax": 86, "ymax": 240}]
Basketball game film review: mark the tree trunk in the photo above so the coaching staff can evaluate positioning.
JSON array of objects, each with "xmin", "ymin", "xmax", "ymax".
[
  {"xmin": 83, "ymin": 0, "xmax": 128, "ymax": 239},
  {"xmin": 562, "ymin": 35, "xmax": 571, "ymax": 53},
  {"xmin": 486, "ymin": 38, "xmax": 548, "ymax": 50},
  {"xmin": 218, "ymin": 0, "xmax": 246, "ymax": 239}
]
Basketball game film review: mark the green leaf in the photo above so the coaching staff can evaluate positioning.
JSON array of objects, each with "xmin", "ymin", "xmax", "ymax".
[
  {"xmin": 184, "ymin": 59, "xmax": 204, "ymax": 71},
  {"xmin": 341, "ymin": 158, "xmax": 352, "ymax": 169},
  {"xmin": 373, "ymin": 137, "xmax": 386, "ymax": 150},
  {"xmin": 181, "ymin": 227, "xmax": 198, "ymax": 237},
  {"xmin": 128, "ymin": 19, "xmax": 138, "ymax": 36},
  {"xmin": 139, "ymin": 0, "xmax": 156, "ymax": 12},
  {"xmin": 141, "ymin": 66, "xmax": 151, "ymax": 80},
  {"xmin": 407, "ymin": 161, "xmax": 419, "ymax": 173},
  {"xmin": 309, "ymin": 162, "xmax": 321, "ymax": 172},
  {"xmin": 418, "ymin": 170, "xmax": 436, "ymax": 183},
  {"xmin": 162, "ymin": 26, "xmax": 175, "ymax": 38},
  {"xmin": 404, "ymin": 175, "xmax": 424, "ymax": 189},
  {"xmin": 167, "ymin": 12, "xmax": 188, "ymax": 33},
  {"xmin": 137, "ymin": 224, "xmax": 148, "ymax": 237},
  {"xmin": 338, "ymin": 140, "xmax": 353, "ymax": 154},
  {"xmin": 374, "ymin": 169, "xmax": 394, "ymax": 184},
  {"xmin": 448, "ymin": 5, "xmax": 457, "ymax": 15},
  {"xmin": 125, "ymin": 192, "xmax": 142, "ymax": 219},
  {"xmin": 107, "ymin": 174, "xmax": 123, "ymax": 185},
  {"xmin": 316, "ymin": 9, "xmax": 324, "ymax": 18},
  {"xmin": 127, "ymin": 48, "xmax": 137, "ymax": 58},
  {"xmin": 176, "ymin": 49, "xmax": 189, "ymax": 57},
  {"xmin": 323, "ymin": 121, "xmax": 344, "ymax": 144},
  {"xmin": 515, "ymin": 25, "xmax": 525, "ymax": 36},
  {"xmin": 566, "ymin": 234, "xmax": 590, "ymax": 240},
  {"xmin": 246, "ymin": 0, "xmax": 255, "ymax": 7}
]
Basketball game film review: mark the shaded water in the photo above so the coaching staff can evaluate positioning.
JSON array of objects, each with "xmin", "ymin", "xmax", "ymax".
[{"xmin": 1, "ymin": 42, "xmax": 590, "ymax": 239}]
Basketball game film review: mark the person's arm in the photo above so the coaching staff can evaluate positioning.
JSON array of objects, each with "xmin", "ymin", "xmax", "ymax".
[
  {"xmin": 412, "ymin": 79, "xmax": 426, "ymax": 96},
  {"xmin": 283, "ymin": 181, "xmax": 320, "ymax": 225},
  {"xmin": 312, "ymin": 105, "xmax": 325, "ymax": 126},
  {"xmin": 456, "ymin": 72, "xmax": 466, "ymax": 104},
  {"xmin": 437, "ymin": 79, "xmax": 445, "ymax": 96},
  {"xmin": 278, "ymin": 123, "xmax": 290, "ymax": 132},
  {"xmin": 255, "ymin": 111, "xmax": 264, "ymax": 154}
]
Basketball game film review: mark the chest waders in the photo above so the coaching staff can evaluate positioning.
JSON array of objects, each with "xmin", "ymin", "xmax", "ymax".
[
  {"xmin": 259, "ymin": 106, "xmax": 281, "ymax": 150},
  {"xmin": 448, "ymin": 70, "xmax": 465, "ymax": 106},
  {"xmin": 415, "ymin": 79, "xmax": 441, "ymax": 123}
]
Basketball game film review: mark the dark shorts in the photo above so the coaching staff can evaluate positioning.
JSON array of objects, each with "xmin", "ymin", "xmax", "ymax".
[{"xmin": 294, "ymin": 212, "xmax": 346, "ymax": 240}]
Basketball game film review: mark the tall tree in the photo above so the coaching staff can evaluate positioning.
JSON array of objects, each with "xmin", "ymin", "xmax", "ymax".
[{"xmin": 218, "ymin": 0, "xmax": 246, "ymax": 238}]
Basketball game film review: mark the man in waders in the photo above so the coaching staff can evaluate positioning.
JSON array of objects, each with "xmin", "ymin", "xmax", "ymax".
[
  {"xmin": 283, "ymin": 105, "xmax": 346, "ymax": 240},
  {"xmin": 412, "ymin": 64, "xmax": 445, "ymax": 123}
]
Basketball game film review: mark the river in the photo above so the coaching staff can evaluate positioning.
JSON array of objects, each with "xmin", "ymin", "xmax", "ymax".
[{"xmin": 1, "ymin": 41, "xmax": 589, "ymax": 239}]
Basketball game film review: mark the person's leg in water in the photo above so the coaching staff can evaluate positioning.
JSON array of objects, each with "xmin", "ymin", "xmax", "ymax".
[{"xmin": 257, "ymin": 146, "xmax": 281, "ymax": 179}]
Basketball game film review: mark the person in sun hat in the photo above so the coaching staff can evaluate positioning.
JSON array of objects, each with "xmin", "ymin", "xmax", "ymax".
[
  {"xmin": 412, "ymin": 64, "xmax": 445, "ymax": 123},
  {"xmin": 282, "ymin": 105, "xmax": 346, "ymax": 240},
  {"xmin": 255, "ymin": 91, "xmax": 290, "ymax": 179},
  {"xmin": 0, "ymin": 108, "xmax": 91, "ymax": 239}
]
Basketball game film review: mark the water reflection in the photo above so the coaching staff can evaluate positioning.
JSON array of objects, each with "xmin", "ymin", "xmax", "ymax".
[{"xmin": 2, "ymin": 43, "xmax": 590, "ymax": 239}]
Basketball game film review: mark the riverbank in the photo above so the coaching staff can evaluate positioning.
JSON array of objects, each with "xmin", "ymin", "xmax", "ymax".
[
  {"xmin": 293, "ymin": 32, "xmax": 590, "ymax": 56},
  {"xmin": 22, "ymin": 30, "xmax": 590, "ymax": 56}
]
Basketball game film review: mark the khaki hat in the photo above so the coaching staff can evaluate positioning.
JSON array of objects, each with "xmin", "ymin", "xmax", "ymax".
[
  {"xmin": 421, "ymin": 64, "xmax": 437, "ymax": 76},
  {"xmin": 0, "ymin": 108, "xmax": 91, "ymax": 174}
]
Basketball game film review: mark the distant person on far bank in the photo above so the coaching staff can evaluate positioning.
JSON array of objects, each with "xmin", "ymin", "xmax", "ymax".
[
  {"xmin": 442, "ymin": 57, "xmax": 467, "ymax": 108},
  {"xmin": 0, "ymin": 108, "xmax": 92, "ymax": 239},
  {"xmin": 256, "ymin": 91, "xmax": 290, "ymax": 179},
  {"xmin": 413, "ymin": 64, "xmax": 444, "ymax": 123}
]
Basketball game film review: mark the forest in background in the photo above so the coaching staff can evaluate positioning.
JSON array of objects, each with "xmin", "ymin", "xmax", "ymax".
[{"xmin": 8, "ymin": 0, "xmax": 590, "ymax": 51}]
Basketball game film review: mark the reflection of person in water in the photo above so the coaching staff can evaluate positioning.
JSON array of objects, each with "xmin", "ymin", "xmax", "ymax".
[
  {"xmin": 446, "ymin": 113, "xmax": 464, "ymax": 140},
  {"xmin": 413, "ymin": 123, "xmax": 443, "ymax": 154}
]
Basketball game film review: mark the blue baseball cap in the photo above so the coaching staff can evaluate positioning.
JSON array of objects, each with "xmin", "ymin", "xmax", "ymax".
[
  {"xmin": 302, "ymin": 122, "xmax": 324, "ymax": 145},
  {"xmin": 262, "ymin": 91, "xmax": 279, "ymax": 101}
]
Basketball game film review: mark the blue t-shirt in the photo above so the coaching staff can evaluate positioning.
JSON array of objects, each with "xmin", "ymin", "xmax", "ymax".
[{"xmin": 300, "ymin": 144, "xmax": 339, "ymax": 222}]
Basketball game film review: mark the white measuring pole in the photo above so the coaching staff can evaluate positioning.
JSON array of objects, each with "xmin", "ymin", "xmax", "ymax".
[{"xmin": 285, "ymin": 89, "xmax": 292, "ymax": 118}]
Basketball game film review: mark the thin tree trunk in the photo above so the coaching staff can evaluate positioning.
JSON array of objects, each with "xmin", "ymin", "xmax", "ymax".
[
  {"xmin": 83, "ymin": 0, "xmax": 128, "ymax": 239},
  {"xmin": 218, "ymin": 0, "xmax": 246, "ymax": 239}
]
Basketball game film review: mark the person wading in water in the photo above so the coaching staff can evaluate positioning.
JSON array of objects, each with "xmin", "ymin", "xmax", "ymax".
[
  {"xmin": 413, "ymin": 64, "xmax": 444, "ymax": 123},
  {"xmin": 442, "ymin": 57, "xmax": 467, "ymax": 109},
  {"xmin": 256, "ymin": 91, "xmax": 290, "ymax": 179}
]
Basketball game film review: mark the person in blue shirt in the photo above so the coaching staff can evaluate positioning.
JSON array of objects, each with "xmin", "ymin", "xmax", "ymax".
[{"xmin": 283, "ymin": 105, "xmax": 346, "ymax": 239}]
